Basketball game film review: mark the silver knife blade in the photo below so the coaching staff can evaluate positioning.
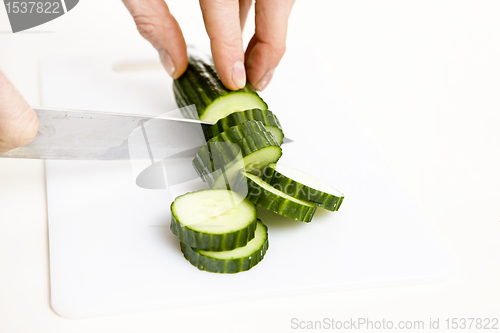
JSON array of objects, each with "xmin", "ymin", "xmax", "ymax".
[{"xmin": 0, "ymin": 107, "xmax": 212, "ymax": 160}]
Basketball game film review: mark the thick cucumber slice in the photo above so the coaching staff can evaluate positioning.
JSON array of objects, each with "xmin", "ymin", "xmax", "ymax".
[
  {"xmin": 263, "ymin": 163, "xmax": 344, "ymax": 211},
  {"xmin": 192, "ymin": 121, "xmax": 282, "ymax": 188},
  {"xmin": 196, "ymin": 144, "xmax": 283, "ymax": 189},
  {"xmin": 173, "ymin": 56, "xmax": 267, "ymax": 123},
  {"xmin": 170, "ymin": 189, "xmax": 257, "ymax": 251},
  {"xmin": 180, "ymin": 219, "xmax": 269, "ymax": 273},
  {"xmin": 206, "ymin": 120, "xmax": 279, "ymax": 146},
  {"xmin": 208, "ymin": 109, "xmax": 284, "ymax": 145},
  {"xmin": 235, "ymin": 172, "xmax": 317, "ymax": 222}
]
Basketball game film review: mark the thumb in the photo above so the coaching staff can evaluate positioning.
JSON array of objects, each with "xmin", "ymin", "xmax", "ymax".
[{"xmin": 0, "ymin": 71, "xmax": 39, "ymax": 155}]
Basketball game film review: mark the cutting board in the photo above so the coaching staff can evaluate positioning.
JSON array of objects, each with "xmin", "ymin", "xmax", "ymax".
[{"xmin": 42, "ymin": 45, "xmax": 453, "ymax": 319}]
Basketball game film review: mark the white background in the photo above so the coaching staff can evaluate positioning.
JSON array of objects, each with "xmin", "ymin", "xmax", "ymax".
[{"xmin": 0, "ymin": 1, "xmax": 499, "ymax": 332}]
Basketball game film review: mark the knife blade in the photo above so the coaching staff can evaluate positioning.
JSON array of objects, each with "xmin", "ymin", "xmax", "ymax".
[
  {"xmin": 0, "ymin": 107, "xmax": 214, "ymax": 160},
  {"xmin": 0, "ymin": 107, "xmax": 292, "ymax": 161}
]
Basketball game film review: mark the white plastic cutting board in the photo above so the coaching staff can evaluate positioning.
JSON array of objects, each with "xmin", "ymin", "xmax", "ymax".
[{"xmin": 42, "ymin": 45, "xmax": 453, "ymax": 319}]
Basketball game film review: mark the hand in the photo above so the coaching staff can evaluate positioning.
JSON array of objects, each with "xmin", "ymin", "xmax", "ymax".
[
  {"xmin": 0, "ymin": 71, "xmax": 39, "ymax": 155},
  {"xmin": 122, "ymin": 0, "xmax": 294, "ymax": 91}
]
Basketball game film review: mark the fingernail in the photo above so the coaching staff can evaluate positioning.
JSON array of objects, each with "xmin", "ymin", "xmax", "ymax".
[
  {"xmin": 232, "ymin": 60, "xmax": 246, "ymax": 89},
  {"xmin": 256, "ymin": 68, "xmax": 275, "ymax": 91},
  {"xmin": 159, "ymin": 49, "xmax": 176, "ymax": 77}
]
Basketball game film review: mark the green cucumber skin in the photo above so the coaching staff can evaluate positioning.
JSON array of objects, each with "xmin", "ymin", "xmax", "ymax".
[
  {"xmin": 262, "ymin": 165, "xmax": 344, "ymax": 212},
  {"xmin": 170, "ymin": 191, "xmax": 257, "ymax": 251},
  {"xmin": 193, "ymin": 145, "xmax": 283, "ymax": 189},
  {"xmin": 208, "ymin": 109, "xmax": 284, "ymax": 145},
  {"xmin": 180, "ymin": 221, "xmax": 269, "ymax": 274},
  {"xmin": 192, "ymin": 138, "xmax": 242, "ymax": 186},
  {"xmin": 207, "ymin": 120, "xmax": 279, "ymax": 147},
  {"xmin": 192, "ymin": 121, "xmax": 282, "ymax": 187},
  {"xmin": 170, "ymin": 215, "xmax": 257, "ymax": 252},
  {"xmin": 234, "ymin": 173, "xmax": 317, "ymax": 222},
  {"xmin": 173, "ymin": 56, "xmax": 266, "ymax": 121}
]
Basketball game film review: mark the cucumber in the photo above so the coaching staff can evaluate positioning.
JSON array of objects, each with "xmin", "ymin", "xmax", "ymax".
[
  {"xmin": 208, "ymin": 109, "xmax": 284, "ymax": 145},
  {"xmin": 192, "ymin": 121, "xmax": 282, "ymax": 189},
  {"xmin": 170, "ymin": 189, "xmax": 257, "ymax": 251},
  {"xmin": 173, "ymin": 55, "xmax": 267, "ymax": 123},
  {"xmin": 180, "ymin": 219, "xmax": 268, "ymax": 273},
  {"xmin": 206, "ymin": 120, "xmax": 279, "ymax": 148},
  {"xmin": 263, "ymin": 163, "xmax": 344, "ymax": 211},
  {"xmin": 234, "ymin": 172, "xmax": 317, "ymax": 222}
]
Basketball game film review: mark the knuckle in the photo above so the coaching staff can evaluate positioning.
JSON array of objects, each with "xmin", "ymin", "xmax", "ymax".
[
  {"xmin": 134, "ymin": 15, "xmax": 161, "ymax": 43},
  {"xmin": 211, "ymin": 34, "xmax": 242, "ymax": 50},
  {"xmin": 222, "ymin": 36, "xmax": 243, "ymax": 51},
  {"xmin": 256, "ymin": 40, "xmax": 286, "ymax": 61},
  {"xmin": 273, "ymin": 43, "xmax": 286, "ymax": 58}
]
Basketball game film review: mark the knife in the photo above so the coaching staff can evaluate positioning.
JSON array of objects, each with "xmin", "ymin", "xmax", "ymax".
[
  {"xmin": 0, "ymin": 107, "xmax": 291, "ymax": 161},
  {"xmin": 0, "ymin": 107, "xmax": 292, "ymax": 189}
]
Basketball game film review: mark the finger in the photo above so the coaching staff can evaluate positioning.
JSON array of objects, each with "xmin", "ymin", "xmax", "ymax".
[
  {"xmin": 122, "ymin": 0, "xmax": 187, "ymax": 78},
  {"xmin": 0, "ymin": 71, "xmax": 38, "ymax": 154},
  {"xmin": 245, "ymin": 0, "xmax": 294, "ymax": 91},
  {"xmin": 200, "ymin": 0, "xmax": 246, "ymax": 90},
  {"xmin": 239, "ymin": 0, "xmax": 253, "ymax": 30}
]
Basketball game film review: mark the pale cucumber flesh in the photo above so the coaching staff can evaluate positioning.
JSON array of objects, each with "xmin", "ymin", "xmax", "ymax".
[
  {"xmin": 212, "ymin": 146, "xmax": 282, "ymax": 189},
  {"xmin": 172, "ymin": 189, "xmax": 255, "ymax": 234},
  {"xmin": 266, "ymin": 126, "xmax": 284, "ymax": 145},
  {"xmin": 245, "ymin": 173, "xmax": 316, "ymax": 207},
  {"xmin": 202, "ymin": 93, "xmax": 268, "ymax": 123}
]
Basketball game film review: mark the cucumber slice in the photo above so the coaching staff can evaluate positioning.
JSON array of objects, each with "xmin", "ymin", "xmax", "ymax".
[
  {"xmin": 173, "ymin": 56, "xmax": 267, "ymax": 123},
  {"xmin": 170, "ymin": 189, "xmax": 257, "ymax": 251},
  {"xmin": 180, "ymin": 219, "xmax": 269, "ymax": 273},
  {"xmin": 263, "ymin": 163, "xmax": 344, "ymax": 211},
  {"xmin": 196, "ymin": 143, "xmax": 282, "ymax": 189},
  {"xmin": 192, "ymin": 121, "xmax": 282, "ymax": 188},
  {"xmin": 206, "ymin": 120, "xmax": 279, "ymax": 146},
  {"xmin": 234, "ymin": 172, "xmax": 317, "ymax": 222},
  {"xmin": 208, "ymin": 109, "xmax": 284, "ymax": 145}
]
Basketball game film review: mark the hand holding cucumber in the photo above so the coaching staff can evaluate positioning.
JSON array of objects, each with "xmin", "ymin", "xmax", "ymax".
[
  {"xmin": 0, "ymin": 0, "xmax": 295, "ymax": 155},
  {"xmin": 122, "ymin": 0, "xmax": 295, "ymax": 91}
]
